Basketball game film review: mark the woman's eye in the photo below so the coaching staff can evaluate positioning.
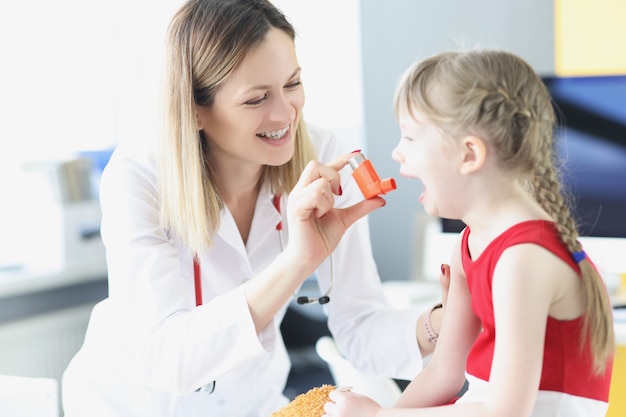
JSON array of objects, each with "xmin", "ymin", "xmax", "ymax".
[
  {"xmin": 285, "ymin": 80, "xmax": 302, "ymax": 90},
  {"xmin": 245, "ymin": 95, "xmax": 267, "ymax": 106}
]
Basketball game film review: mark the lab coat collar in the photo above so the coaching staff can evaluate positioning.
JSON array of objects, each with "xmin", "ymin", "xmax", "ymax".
[{"xmin": 215, "ymin": 183, "xmax": 283, "ymax": 258}]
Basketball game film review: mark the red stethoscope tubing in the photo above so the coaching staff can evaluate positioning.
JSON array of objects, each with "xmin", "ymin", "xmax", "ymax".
[
  {"xmin": 193, "ymin": 257, "xmax": 203, "ymax": 307},
  {"xmin": 193, "ymin": 195, "xmax": 283, "ymax": 307}
]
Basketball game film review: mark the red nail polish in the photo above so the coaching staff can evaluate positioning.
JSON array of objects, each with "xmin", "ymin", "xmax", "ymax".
[
  {"xmin": 441, "ymin": 264, "xmax": 446, "ymax": 275},
  {"xmin": 350, "ymin": 149, "xmax": 362, "ymax": 154},
  {"xmin": 338, "ymin": 185, "xmax": 343, "ymax": 196}
]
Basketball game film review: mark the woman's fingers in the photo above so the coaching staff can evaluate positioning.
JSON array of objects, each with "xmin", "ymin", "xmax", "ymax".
[
  {"xmin": 290, "ymin": 174, "xmax": 385, "ymax": 226},
  {"xmin": 337, "ymin": 197, "xmax": 385, "ymax": 229},
  {"xmin": 293, "ymin": 152, "xmax": 361, "ymax": 198},
  {"xmin": 325, "ymin": 152, "xmax": 357, "ymax": 171},
  {"xmin": 285, "ymin": 154, "xmax": 386, "ymax": 269},
  {"xmin": 290, "ymin": 176, "xmax": 337, "ymax": 220},
  {"xmin": 294, "ymin": 160, "xmax": 343, "ymax": 197}
]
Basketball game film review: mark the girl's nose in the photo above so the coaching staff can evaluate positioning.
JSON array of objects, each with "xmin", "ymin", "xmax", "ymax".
[{"xmin": 391, "ymin": 145, "xmax": 402, "ymax": 163}]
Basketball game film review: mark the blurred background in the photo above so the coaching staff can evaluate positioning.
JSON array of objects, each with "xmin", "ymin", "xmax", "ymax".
[{"xmin": 0, "ymin": 0, "xmax": 624, "ymax": 415}]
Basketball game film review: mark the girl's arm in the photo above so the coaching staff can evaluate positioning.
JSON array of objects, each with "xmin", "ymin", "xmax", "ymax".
[
  {"xmin": 478, "ymin": 243, "xmax": 558, "ymax": 417},
  {"xmin": 324, "ymin": 243, "xmax": 559, "ymax": 417},
  {"xmin": 394, "ymin": 236, "xmax": 480, "ymax": 408},
  {"xmin": 323, "ymin": 235, "xmax": 481, "ymax": 416}
]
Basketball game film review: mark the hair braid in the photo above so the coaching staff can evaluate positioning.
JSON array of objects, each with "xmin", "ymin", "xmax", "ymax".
[{"xmin": 532, "ymin": 123, "xmax": 614, "ymax": 374}]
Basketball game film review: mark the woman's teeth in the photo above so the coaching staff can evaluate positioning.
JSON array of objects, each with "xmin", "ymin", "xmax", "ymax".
[{"xmin": 258, "ymin": 126, "xmax": 288, "ymax": 140}]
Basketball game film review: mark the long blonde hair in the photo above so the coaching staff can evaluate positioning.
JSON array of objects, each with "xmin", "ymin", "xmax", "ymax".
[
  {"xmin": 157, "ymin": 0, "xmax": 315, "ymax": 256},
  {"xmin": 395, "ymin": 49, "xmax": 614, "ymax": 374}
]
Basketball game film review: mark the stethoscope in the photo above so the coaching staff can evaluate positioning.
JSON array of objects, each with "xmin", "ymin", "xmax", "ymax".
[
  {"xmin": 192, "ymin": 194, "xmax": 334, "ymax": 394},
  {"xmin": 271, "ymin": 194, "xmax": 334, "ymax": 305}
]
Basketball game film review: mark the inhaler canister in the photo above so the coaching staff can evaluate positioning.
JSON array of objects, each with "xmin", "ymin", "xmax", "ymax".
[{"xmin": 348, "ymin": 152, "xmax": 397, "ymax": 199}]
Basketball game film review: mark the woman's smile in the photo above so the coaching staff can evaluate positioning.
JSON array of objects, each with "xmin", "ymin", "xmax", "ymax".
[{"xmin": 256, "ymin": 124, "xmax": 292, "ymax": 146}]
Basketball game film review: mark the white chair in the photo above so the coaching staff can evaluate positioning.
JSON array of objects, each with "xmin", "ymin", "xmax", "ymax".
[
  {"xmin": 315, "ymin": 336, "xmax": 402, "ymax": 407},
  {"xmin": 0, "ymin": 375, "xmax": 59, "ymax": 417}
]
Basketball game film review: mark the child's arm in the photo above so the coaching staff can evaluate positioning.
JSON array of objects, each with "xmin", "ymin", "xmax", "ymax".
[
  {"xmin": 323, "ymin": 235, "xmax": 480, "ymax": 417},
  {"xmin": 395, "ymin": 236, "xmax": 479, "ymax": 407},
  {"xmin": 481, "ymin": 243, "xmax": 559, "ymax": 417},
  {"xmin": 324, "ymin": 242, "xmax": 559, "ymax": 417}
]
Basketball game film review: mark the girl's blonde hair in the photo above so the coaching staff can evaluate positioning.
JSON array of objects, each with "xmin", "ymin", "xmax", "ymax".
[
  {"xmin": 395, "ymin": 49, "xmax": 614, "ymax": 374},
  {"xmin": 157, "ymin": 0, "xmax": 315, "ymax": 255}
]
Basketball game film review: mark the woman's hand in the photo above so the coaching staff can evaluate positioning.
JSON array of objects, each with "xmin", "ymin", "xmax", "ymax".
[
  {"xmin": 245, "ymin": 154, "xmax": 385, "ymax": 332},
  {"xmin": 323, "ymin": 388, "xmax": 381, "ymax": 417},
  {"xmin": 284, "ymin": 153, "xmax": 385, "ymax": 278}
]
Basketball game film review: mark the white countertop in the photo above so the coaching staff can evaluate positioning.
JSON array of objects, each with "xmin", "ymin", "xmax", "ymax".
[
  {"xmin": 383, "ymin": 280, "xmax": 626, "ymax": 346},
  {"xmin": 0, "ymin": 260, "xmax": 107, "ymax": 299}
]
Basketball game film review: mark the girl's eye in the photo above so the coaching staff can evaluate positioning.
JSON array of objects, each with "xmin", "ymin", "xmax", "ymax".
[{"xmin": 245, "ymin": 94, "xmax": 268, "ymax": 106}]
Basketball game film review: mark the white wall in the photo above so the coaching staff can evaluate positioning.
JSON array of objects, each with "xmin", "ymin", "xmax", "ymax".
[
  {"xmin": 0, "ymin": 0, "xmax": 118, "ymax": 266},
  {"xmin": 0, "ymin": 0, "xmax": 117, "ymax": 160},
  {"xmin": 272, "ymin": 0, "xmax": 365, "ymax": 153},
  {"xmin": 0, "ymin": 1, "xmax": 184, "ymax": 267}
]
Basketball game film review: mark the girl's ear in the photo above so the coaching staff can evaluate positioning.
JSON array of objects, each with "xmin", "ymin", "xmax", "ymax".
[{"xmin": 459, "ymin": 135, "xmax": 487, "ymax": 175}]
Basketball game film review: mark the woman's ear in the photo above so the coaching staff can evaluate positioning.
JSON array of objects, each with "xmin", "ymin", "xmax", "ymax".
[
  {"xmin": 459, "ymin": 135, "xmax": 486, "ymax": 175},
  {"xmin": 195, "ymin": 105, "xmax": 205, "ymax": 131}
]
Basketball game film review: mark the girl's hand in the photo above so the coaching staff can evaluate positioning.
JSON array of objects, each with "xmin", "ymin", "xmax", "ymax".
[
  {"xmin": 440, "ymin": 263, "xmax": 451, "ymax": 308},
  {"xmin": 284, "ymin": 154, "xmax": 385, "ymax": 278},
  {"xmin": 323, "ymin": 388, "xmax": 381, "ymax": 417}
]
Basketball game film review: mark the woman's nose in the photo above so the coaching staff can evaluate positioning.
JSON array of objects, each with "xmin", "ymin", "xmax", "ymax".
[{"xmin": 268, "ymin": 93, "xmax": 296, "ymax": 122}]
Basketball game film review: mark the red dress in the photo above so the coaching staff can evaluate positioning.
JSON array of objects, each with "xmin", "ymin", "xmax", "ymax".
[{"xmin": 457, "ymin": 220, "xmax": 612, "ymax": 416}]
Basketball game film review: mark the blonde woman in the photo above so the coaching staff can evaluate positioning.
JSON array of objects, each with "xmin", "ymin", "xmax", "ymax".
[{"xmin": 62, "ymin": 1, "xmax": 445, "ymax": 416}]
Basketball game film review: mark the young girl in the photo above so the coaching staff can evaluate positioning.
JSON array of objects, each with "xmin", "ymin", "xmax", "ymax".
[{"xmin": 324, "ymin": 49, "xmax": 615, "ymax": 417}]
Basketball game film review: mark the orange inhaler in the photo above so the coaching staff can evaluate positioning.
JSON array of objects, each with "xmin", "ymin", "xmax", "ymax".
[{"xmin": 348, "ymin": 151, "xmax": 397, "ymax": 199}]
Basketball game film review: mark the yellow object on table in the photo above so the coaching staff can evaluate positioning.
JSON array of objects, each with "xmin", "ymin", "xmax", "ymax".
[
  {"xmin": 271, "ymin": 385, "xmax": 335, "ymax": 417},
  {"xmin": 607, "ymin": 322, "xmax": 626, "ymax": 417}
]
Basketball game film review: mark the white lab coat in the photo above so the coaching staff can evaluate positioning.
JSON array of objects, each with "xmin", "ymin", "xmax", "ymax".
[{"xmin": 62, "ymin": 125, "xmax": 423, "ymax": 417}]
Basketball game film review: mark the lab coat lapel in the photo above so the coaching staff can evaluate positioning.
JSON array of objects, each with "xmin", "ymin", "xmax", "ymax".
[
  {"xmin": 214, "ymin": 185, "xmax": 282, "ymax": 258},
  {"xmin": 246, "ymin": 187, "xmax": 283, "ymax": 257},
  {"xmin": 215, "ymin": 207, "xmax": 247, "ymax": 256}
]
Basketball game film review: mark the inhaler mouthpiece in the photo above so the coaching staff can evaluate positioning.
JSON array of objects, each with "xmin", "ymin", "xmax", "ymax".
[{"xmin": 348, "ymin": 152, "xmax": 397, "ymax": 199}]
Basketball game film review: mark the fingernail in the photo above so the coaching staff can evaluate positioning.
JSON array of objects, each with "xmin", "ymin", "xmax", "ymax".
[
  {"xmin": 337, "ymin": 386, "xmax": 353, "ymax": 391},
  {"xmin": 350, "ymin": 149, "xmax": 361, "ymax": 154},
  {"xmin": 441, "ymin": 264, "xmax": 445, "ymax": 274},
  {"xmin": 338, "ymin": 185, "xmax": 343, "ymax": 196}
]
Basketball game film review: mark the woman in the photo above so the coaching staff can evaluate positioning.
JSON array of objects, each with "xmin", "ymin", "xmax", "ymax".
[{"xmin": 62, "ymin": 1, "xmax": 444, "ymax": 416}]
